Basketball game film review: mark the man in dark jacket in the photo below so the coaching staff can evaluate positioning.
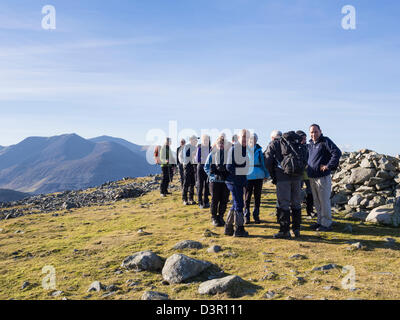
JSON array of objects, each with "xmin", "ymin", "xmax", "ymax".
[
  {"xmin": 307, "ymin": 124, "xmax": 342, "ymax": 231},
  {"xmin": 176, "ymin": 139, "xmax": 186, "ymax": 189},
  {"xmin": 225, "ymin": 129, "xmax": 250, "ymax": 237},
  {"xmin": 265, "ymin": 131, "xmax": 306, "ymax": 238}
]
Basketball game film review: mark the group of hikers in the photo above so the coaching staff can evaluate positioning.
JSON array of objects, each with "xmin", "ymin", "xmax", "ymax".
[{"xmin": 153, "ymin": 124, "xmax": 342, "ymax": 238}]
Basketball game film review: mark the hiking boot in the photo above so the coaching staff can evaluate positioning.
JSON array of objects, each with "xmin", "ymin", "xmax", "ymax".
[
  {"xmin": 204, "ymin": 203, "xmax": 210, "ymax": 209},
  {"xmin": 293, "ymin": 229, "xmax": 301, "ymax": 238},
  {"xmin": 183, "ymin": 201, "xmax": 189, "ymax": 206},
  {"xmin": 189, "ymin": 200, "xmax": 196, "ymax": 205},
  {"xmin": 160, "ymin": 193, "xmax": 166, "ymax": 197},
  {"xmin": 273, "ymin": 231, "xmax": 291, "ymax": 239},
  {"xmin": 224, "ymin": 224, "xmax": 234, "ymax": 236},
  {"xmin": 244, "ymin": 209, "xmax": 251, "ymax": 225},
  {"xmin": 211, "ymin": 217, "xmax": 220, "ymax": 227},
  {"xmin": 253, "ymin": 208, "xmax": 260, "ymax": 224},
  {"xmin": 234, "ymin": 226, "xmax": 249, "ymax": 237},
  {"xmin": 199, "ymin": 204, "xmax": 204, "ymax": 209},
  {"xmin": 316, "ymin": 225, "xmax": 332, "ymax": 232},
  {"xmin": 310, "ymin": 223, "xmax": 321, "ymax": 230},
  {"xmin": 217, "ymin": 215, "xmax": 225, "ymax": 227}
]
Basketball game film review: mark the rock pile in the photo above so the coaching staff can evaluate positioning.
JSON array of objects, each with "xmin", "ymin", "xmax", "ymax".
[
  {"xmin": 0, "ymin": 175, "xmax": 163, "ymax": 220},
  {"xmin": 331, "ymin": 150, "xmax": 400, "ymax": 219}
]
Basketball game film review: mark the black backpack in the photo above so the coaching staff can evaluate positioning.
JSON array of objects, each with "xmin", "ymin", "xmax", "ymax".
[{"xmin": 280, "ymin": 131, "xmax": 307, "ymax": 176}]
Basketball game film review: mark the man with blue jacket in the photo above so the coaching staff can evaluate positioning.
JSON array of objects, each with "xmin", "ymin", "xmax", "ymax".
[
  {"xmin": 307, "ymin": 124, "xmax": 342, "ymax": 232},
  {"xmin": 244, "ymin": 133, "xmax": 269, "ymax": 224}
]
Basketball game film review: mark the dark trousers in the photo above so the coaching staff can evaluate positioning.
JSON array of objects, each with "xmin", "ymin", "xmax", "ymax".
[
  {"xmin": 197, "ymin": 164, "xmax": 210, "ymax": 205},
  {"xmin": 276, "ymin": 179, "xmax": 302, "ymax": 233},
  {"xmin": 160, "ymin": 166, "xmax": 172, "ymax": 194},
  {"xmin": 245, "ymin": 179, "xmax": 263, "ymax": 212},
  {"xmin": 178, "ymin": 164, "xmax": 184, "ymax": 188},
  {"xmin": 210, "ymin": 182, "xmax": 230, "ymax": 218},
  {"xmin": 182, "ymin": 164, "xmax": 195, "ymax": 201},
  {"xmin": 302, "ymin": 180, "xmax": 314, "ymax": 214}
]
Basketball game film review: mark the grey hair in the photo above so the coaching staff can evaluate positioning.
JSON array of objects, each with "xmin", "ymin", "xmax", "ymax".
[{"xmin": 270, "ymin": 130, "xmax": 282, "ymax": 140}]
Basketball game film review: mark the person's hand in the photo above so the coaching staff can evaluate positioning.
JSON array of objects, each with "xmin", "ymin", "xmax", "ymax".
[{"xmin": 320, "ymin": 165, "xmax": 329, "ymax": 172}]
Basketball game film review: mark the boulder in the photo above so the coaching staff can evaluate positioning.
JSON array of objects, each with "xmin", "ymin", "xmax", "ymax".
[
  {"xmin": 331, "ymin": 192, "xmax": 349, "ymax": 206},
  {"xmin": 173, "ymin": 240, "xmax": 203, "ymax": 250},
  {"xmin": 344, "ymin": 211, "xmax": 368, "ymax": 221},
  {"xmin": 87, "ymin": 281, "xmax": 106, "ymax": 292},
  {"xmin": 348, "ymin": 195, "xmax": 362, "ymax": 207},
  {"xmin": 366, "ymin": 202, "xmax": 400, "ymax": 227},
  {"xmin": 141, "ymin": 291, "xmax": 170, "ymax": 300},
  {"xmin": 348, "ymin": 168, "xmax": 376, "ymax": 185},
  {"xmin": 198, "ymin": 275, "xmax": 248, "ymax": 297},
  {"xmin": 360, "ymin": 159, "xmax": 374, "ymax": 168},
  {"xmin": 162, "ymin": 254, "xmax": 212, "ymax": 284},
  {"xmin": 121, "ymin": 250, "xmax": 164, "ymax": 271}
]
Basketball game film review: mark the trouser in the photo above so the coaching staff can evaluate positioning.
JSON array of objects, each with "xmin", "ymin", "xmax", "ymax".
[
  {"xmin": 182, "ymin": 164, "xmax": 195, "ymax": 202},
  {"xmin": 178, "ymin": 164, "xmax": 184, "ymax": 188},
  {"xmin": 276, "ymin": 179, "xmax": 302, "ymax": 233},
  {"xmin": 160, "ymin": 166, "xmax": 172, "ymax": 194},
  {"xmin": 225, "ymin": 181, "xmax": 246, "ymax": 227},
  {"xmin": 197, "ymin": 164, "xmax": 210, "ymax": 206},
  {"xmin": 245, "ymin": 179, "xmax": 263, "ymax": 213},
  {"xmin": 302, "ymin": 180, "xmax": 314, "ymax": 214},
  {"xmin": 309, "ymin": 175, "xmax": 332, "ymax": 228},
  {"xmin": 209, "ymin": 182, "xmax": 230, "ymax": 218}
]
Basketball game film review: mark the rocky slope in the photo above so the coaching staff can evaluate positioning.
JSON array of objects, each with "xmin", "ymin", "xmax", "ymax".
[{"xmin": 0, "ymin": 175, "xmax": 168, "ymax": 221}]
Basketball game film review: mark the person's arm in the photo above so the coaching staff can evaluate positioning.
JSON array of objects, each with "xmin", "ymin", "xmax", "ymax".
[
  {"xmin": 325, "ymin": 138, "xmax": 342, "ymax": 171},
  {"xmin": 260, "ymin": 148, "xmax": 270, "ymax": 179},
  {"xmin": 264, "ymin": 143, "xmax": 276, "ymax": 183},
  {"xmin": 204, "ymin": 152, "xmax": 213, "ymax": 176},
  {"xmin": 225, "ymin": 147, "xmax": 235, "ymax": 177}
]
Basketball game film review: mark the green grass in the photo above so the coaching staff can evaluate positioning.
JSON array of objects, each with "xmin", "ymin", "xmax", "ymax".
[{"xmin": 0, "ymin": 177, "xmax": 400, "ymax": 300}]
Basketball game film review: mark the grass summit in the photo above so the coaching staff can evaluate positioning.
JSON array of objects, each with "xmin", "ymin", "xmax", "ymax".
[{"xmin": 0, "ymin": 176, "xmax": 400, "ymax": 300}]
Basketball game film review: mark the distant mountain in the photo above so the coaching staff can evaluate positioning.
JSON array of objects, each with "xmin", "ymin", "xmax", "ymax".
[
  {"xmin": 0, "ymin": 189, "xmax": 30, "ymax": 203},
  {"xmin": 0, "ymin": 134, "xmax": 160, "ymax": 194},
  {"xmin": 89, "ymin": 136, "xmax": 145, "ymax": 154}
]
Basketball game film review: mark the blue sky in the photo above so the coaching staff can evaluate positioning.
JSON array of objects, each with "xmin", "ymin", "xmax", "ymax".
[{"xmin": 0, "ymin": 0, "xmax": 399, "ymax": 155}]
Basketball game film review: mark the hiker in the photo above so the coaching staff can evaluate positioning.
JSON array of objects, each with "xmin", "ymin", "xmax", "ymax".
[
  {"xmin": 153, "ymin": 145, "xmax": 161, "ymax": 165},
  {"xmin": 224, "ymin": 129, "xmax": 250, "ymax": 237},
  {"xmin": 267, "ymin": 130, "xmax": 282, "ymax": 219},
  {"xmin": 159, "ymin": 138, "xmax": 176, "ymax": 197},
  {"xmin": 244, "ymin": 133, "xmax": 269, "ymax": 224},
  {"xmin": 296, "ymin": 130, "xmax": 315, "ymax": 218},
  {"xmin": 204, "ymin": 135, "xmax": 230, "ymax": 227},
  {"xmin": 307, "ymin": 124, "xmax": 342, "ymax": 232},
  {"xmin": 265, "ymin": 131, "xmax": 308, "ymax": 238},
  {"xmin": 181, "ymin": 135, "xmax": 199, "ymax": 205},
  {"xmin": 176, "ymin": 138, "xmax": 186, "ymax": 189},
  {"xmin": 196, "ymin": 134, "xmax": 211, "ymax": 209},
  {"xmin": 270, "ymin": 130, "xmax": 282, "ymax": 142}
]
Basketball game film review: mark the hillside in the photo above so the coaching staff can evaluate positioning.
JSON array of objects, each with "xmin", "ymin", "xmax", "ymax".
[
  {"xmin": 0, "ymin": 134, "xmax": 160, "ymax": 195},
  {"xmin": 0, "ymin": 189, "xmax": 30, "ymax": 203},
  {"xmin": 0, "ymin": 176, "xmax": 399, "ymax": 300}
]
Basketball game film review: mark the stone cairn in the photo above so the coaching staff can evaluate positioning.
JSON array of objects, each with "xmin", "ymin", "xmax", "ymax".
[{"xmin": 331, "ymin": 149, "xmax": 400, "ymax": 216}]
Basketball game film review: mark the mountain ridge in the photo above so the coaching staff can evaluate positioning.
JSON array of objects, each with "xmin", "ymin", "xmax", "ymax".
[{"xmin": 0, "ymin": 133, "xmax": 160, "ymax": 195}]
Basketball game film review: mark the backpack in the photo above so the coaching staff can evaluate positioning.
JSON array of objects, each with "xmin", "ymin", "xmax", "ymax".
[{"xmin": 280, "ymin": 131, "xmax": 307, "ymax": 176}]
